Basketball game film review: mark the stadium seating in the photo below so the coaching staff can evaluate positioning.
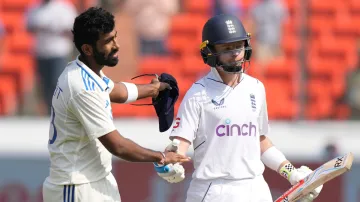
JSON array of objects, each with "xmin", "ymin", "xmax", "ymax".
[
  {"xmin": 306, "ymin": 0, "xmax": 359, "ymax": 119},
  {"xmin": 0, "ymin": 0, "xmax": 358, "ymax": 120},
  {"xmin": 0, "ymin": 74, "xmax": 17, "ymax": 114},
  {"xmin": 0, "ymin": 0, "xmax": 95, "ymax": 115},
  {"xmin": 0, "ymin": 1, "xmax": 35, "ymax": 115}
]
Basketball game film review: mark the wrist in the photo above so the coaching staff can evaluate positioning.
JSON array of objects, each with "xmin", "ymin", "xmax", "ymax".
[
  {"xmin": 151, "ymin": 83, "xmax": 159, "ymax": 98},
  {"xmin": 157, "ymin": 151, "xmax": 166, "ymax": 165},
  {"xmin": 279, "ymin": 163, "xmax": 297, "ymax": 184}
]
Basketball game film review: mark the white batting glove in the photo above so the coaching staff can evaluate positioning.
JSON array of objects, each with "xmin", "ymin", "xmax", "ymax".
[
  {"xmin": 288, "ymin": 165, "xmax": 323, "ymax": 201},
  {"xmin": 153, "ymin": 163, "xmax": 185, "ymax": 183}
]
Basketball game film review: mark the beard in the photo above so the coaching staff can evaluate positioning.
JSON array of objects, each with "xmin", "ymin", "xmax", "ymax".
[
  {"xmin": 93, "ymin": 46, "xmax": 119, "ymax": 67},
  {"xmin": 217, "ymin": 59, "xmax": 245, "ymax": 73},
  {"xmin": 222, "ymin": 60, "xmax": 244, "ymax": 67}
]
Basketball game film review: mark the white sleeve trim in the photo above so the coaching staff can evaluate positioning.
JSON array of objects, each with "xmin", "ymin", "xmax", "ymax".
[
  {"xmin": 169, "ymin": 134, "xmax": 193, "ymax": 144},
  {"xmin": 88, "ymin": 127, "xmax": 116, "ymax": 140}
]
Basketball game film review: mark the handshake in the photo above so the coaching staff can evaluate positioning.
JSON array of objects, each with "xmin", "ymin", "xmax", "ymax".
[{"xmin": 153, "ymin": 139, "xmax": 188, "ymax": 183}]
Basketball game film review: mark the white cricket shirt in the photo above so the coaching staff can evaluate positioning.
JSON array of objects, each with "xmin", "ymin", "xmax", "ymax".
[
  {"xmin": 170, "ymin": 68, "xmax": 270, "ymax": 180},
  {"xmin": 46, "ymin": 56, "xmax": 116, "ymax": 185}
]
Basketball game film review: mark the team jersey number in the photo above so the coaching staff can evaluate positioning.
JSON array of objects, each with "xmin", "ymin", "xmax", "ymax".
[{"xmin": 49, "ymin": 106, "xmax": 57, "ymax": 144}]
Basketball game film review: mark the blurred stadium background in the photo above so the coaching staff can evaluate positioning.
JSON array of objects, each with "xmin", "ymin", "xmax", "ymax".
[{"xmin": 0, "ymin": 0, "xmax": 360, "ymax": 201}]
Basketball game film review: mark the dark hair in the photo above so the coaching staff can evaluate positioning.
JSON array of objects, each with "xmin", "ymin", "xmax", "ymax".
[{"xmin": 72, "ymin": 7, "xmax": 115, "ymax": 55}]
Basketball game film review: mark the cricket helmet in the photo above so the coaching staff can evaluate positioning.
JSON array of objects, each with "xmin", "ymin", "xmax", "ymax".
[{"xmin": 200, "ymin": 14, "xmax": 252, "ymax": 73}]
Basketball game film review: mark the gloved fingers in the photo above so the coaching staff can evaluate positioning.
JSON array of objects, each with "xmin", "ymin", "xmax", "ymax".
[
  {"xmin": 163, "ymin": 172, "xmax": 185, "ymax": 183},
  {"xmin": 154, "ymin": 163, "xmax": 173, "ymax": 173}
]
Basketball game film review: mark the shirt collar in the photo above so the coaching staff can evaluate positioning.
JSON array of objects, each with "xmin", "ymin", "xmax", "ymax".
[
  {"xmin": 204, "ymin": 68, "xmax": 232, "ymax": 102},
  {"xmin": 208, "ymin": 67, "xmax": 224, "ymax": 83},
  {"xmin": 75, "ymin": 55, "xmax": 109, "ymax": 91},
  {"xmin": 206, "ymin": 67, "xmax": 244, "ymax": 86},
  {"xmin": 204, "ymin": 67, "xmax": 245, "ymax": 102}
]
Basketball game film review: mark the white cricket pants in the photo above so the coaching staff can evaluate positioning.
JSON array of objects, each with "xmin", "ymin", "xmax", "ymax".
[
  {"xmin": 43, "ymin": 173, "xmax": 121, "ymax": 202},
  {"xmin": 186, "ymin": 175, "xmax": 272, "ymax": 202}
]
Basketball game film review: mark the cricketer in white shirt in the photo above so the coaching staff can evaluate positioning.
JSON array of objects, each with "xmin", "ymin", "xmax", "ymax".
[
  {"xmin": 47, "ymin": 58, "xmax": 115, "ymax": 184},
  {"xmin": 160, "ymin": 68, "xmax": 322, "ymax": 202},
  {"xmin": 155, "ymin": 14, "xmax": 323, "ymax": 202},
  {"xmin": 43, "ymin": 56, "xmax": 191, "ymax": 202},
  {"xmin": 173, "ymin": 68, "xmax": 268, "ymax": 180},
  {"xmin": 42, "ymin": 7, "xmax": 191, "ymax": 202},
  {"xmin": 43, "ymin": 58, "xmax": 119, "ymax": 201},
  {"xmin": 172, "ymin": 69, "xmax": 273, "ymax": 201}
]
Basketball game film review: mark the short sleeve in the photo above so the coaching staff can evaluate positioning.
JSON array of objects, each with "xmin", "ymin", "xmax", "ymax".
[
  {"xmin": 170, "ymin": 92, "xmax": 201, "ymax": 143},
  {"xmin": 69, "ymin": 91, "xmax": 116, "ymax": 140},
  {"xmin": 106, "ymin": 78, "xmax": 115, "ymax": 93},
  {"xmin": 100, "ymin": 71, "xmax": 115, "ymax": 93},
  {"xmin": 259, "ymin": 83, "xmax": 270, "ymax": 136}
]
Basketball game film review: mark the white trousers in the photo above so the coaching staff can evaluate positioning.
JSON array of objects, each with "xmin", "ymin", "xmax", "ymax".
[
  {"xmin": 43, "ymin": 173, "xmax": 121, "ymax": 202},
  {"xmin": 186, "ymin": 175, "xmax": 272, "ymax": 202}
]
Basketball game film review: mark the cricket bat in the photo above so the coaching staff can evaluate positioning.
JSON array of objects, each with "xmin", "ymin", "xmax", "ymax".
[{"xmin": 274, "ymin": 152, "xmax": 354, "ymax": 202}]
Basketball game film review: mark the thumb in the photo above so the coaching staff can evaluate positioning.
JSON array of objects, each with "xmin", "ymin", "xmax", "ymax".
[
  {"xmin": 164, "ymin": 82, "xmax": 172, "ymax": 90},
  {"xmin": 160, "ymin": 82, "xmax": 172, "ymax": 90},
  {"xmin": 151, "ymin": 78, "xmax": 159, "ymax": 84}
]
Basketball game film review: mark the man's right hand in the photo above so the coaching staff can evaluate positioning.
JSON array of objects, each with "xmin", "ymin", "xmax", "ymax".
[
  {"xmin": 162, "ymin": 151, "xmax": 190, "ymax": 164},
  {"xmin": 151, "ymin": 78, "xmax": 171, "ymax": 98}
]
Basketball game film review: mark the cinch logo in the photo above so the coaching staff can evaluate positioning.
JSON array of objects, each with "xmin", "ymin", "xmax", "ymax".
[{"xmin": 216, "ymin": 119, "xmax": 257, "ymax": 137}]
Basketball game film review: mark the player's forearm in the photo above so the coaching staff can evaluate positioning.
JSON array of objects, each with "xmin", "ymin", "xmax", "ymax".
[
  {"xmin": 110, "ymin": 83, "xmax": 158, "ymax": 103},
  {"xmin": 115, "ymin": 138, "xmax": 163, "ymax": 162},
  {"xmin": 260, "ymin": 135, "xmax": 274, "ymax": 154},
  {"xmin": 261, "ymin": 146, "xmax": 294, "ymax": 180},
  {"xmin": 168, "ymin": 137, "xmax": 191, "ymax": 156},
  {"xmin": 260, "ymin": 136, "xmax": 298, "ymax": 182},
  {"xmin": 99, "ymin": 131, "xmax": 163, "ymax": 162},
  {"xmin": 136, "ymin": 83, "xmax": 158, "ymax": 99},
  {"xmin": 260, "ymin": 135, "xmax": 289, "ymax": 172}
]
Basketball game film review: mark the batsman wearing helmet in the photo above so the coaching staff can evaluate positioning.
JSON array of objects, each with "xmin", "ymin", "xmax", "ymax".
[{"xmin": 154, "ymin": 14, "xmax": 323, "ymax": 202}]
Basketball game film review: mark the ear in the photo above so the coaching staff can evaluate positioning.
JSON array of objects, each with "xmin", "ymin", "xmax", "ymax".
[{"xmin": 81, "ymin": 44, "xmax": 93, "ymax": 56}]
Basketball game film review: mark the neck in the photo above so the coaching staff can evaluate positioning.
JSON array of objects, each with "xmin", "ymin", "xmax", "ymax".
[
  {"xmin": 216, "ymin": 67, "xmax": 241, "ymax": 88},
  {"xmin": 79, "ymin": 55, "xmax": 103, "ymax": 77}
]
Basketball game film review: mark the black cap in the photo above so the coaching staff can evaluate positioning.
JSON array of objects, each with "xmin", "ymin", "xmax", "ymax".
[{"xmin": 152, "ymin": 73, "xmax": 179, "ymax": 132}]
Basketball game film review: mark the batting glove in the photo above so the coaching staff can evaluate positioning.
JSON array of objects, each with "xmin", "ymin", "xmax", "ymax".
[
  {"xmin": 153, "ymin": 163, "xmax": 185, "ymax": 183},
  {"xmin": 288, "ymin": 165, "xmax": 323, "ymax": 201}
]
